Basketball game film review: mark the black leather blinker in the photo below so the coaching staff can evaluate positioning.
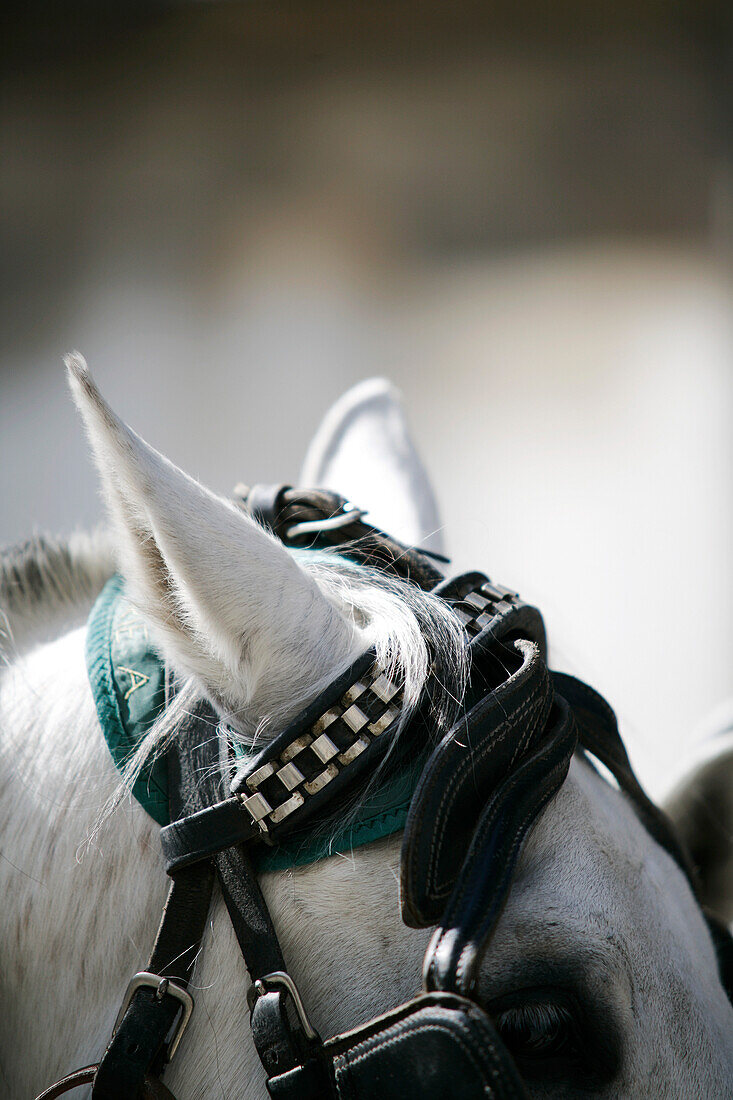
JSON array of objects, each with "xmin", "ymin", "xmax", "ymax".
[
  {"xmin": 401, "ymin": 637, "xmax": 552, "ymax": 927},
  {"xmin": 423, "ymin": 695, "xmax": 578, "ymax": 996}
]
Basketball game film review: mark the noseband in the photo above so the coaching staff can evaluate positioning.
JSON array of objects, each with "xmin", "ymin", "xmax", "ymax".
[{"xmin": 37, "ymin": 488, "xmax": 733, "ymax": 1100}]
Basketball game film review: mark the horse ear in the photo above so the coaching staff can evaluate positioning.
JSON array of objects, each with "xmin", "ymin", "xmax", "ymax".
[
  {"xmin": 663, "ymin": 719, "xmax": 733, "ymax": 923},
  {"xmin": 300, "ymin": 378, "xmax": 446, "ymax": 556},
  {"xmin": 66, "ymin": 354, "xmax": 359, "ymax": 726}
]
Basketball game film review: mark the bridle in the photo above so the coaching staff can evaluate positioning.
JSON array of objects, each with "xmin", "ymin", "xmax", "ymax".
[{"xmin": 37, "ymin": 487, "xmax": 733, "ymax": 1100}]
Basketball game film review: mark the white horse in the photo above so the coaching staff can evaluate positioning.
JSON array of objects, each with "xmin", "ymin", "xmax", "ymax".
[{"xmin": 1, "ymin": 359, "xmax": 732, "ymax": 1099}]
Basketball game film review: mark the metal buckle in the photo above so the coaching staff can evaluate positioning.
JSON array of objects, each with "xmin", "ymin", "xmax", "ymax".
[
  {"xmin": 113, "ymin": 971, "xmax": 194, "ymax": 1062},
  {"xmin": 248, "ymin": 970, "xmax": 318, "ymax": 1041},
  {"xmin": 284, "ymin": 501, "xmax": 366, "ymax": 541}
]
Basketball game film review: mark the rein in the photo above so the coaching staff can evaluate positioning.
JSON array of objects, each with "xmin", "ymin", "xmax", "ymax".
[{"xmin": 37, "ymin": 487, "xmax": 731, "ymax": 1099}]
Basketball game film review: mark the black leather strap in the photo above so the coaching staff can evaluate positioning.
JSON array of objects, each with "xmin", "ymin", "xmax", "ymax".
[
  {"xmin": 160, "ymin": 796, "xmax": 259, "ymax": 874},
  {"xmin": 431, "ymin": 571, "xmax": 547, "ymax": 663},
  {"xmin": 93, "ymin": 703, "xmax": 221, "ymax": 1099},
  {"xmin": 250, "ymin": 990, "xmax": 328, "ymax": 1094},
  {"xmin": 263, "ymin": 993, "xmax": 531, "ymax": 1100},
  {"xmin": 244, "ymin": 483, "xmax": 292, "ymax": 533},
  {"xmin": 553, "ymin": 672, "xmax": 698, "ymax": 886},
  {"xmin": 167, "ymin": 704, "xmax": 308, "ymax": 1079},
  {"xmin": 401, "ymin": 638, "xmax": 551, "ymax": 926},
  {"xmin": 424, "ymin": 695, "xmax": 577, "ymax": 995},
  {"xmin": 231, "ymin": 650, "xmax": 375, "ymax": 798},
  {"xmin": 92, "ymin": 865, "xmax": 215, "ymax": 1099},
  {"xmin": 215, "ymin": 841, "xmax": 290, "ymax": 978}
]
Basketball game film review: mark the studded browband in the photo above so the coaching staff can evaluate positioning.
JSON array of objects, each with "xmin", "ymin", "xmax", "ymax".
[{"xmin": 159, "ymin": 569, "xmax": 544, "ymax": 876}]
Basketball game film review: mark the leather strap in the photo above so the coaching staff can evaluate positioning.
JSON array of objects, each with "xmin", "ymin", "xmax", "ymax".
[
  {"xmin": 166, "ymin": 702, "xmax": 308, "ymax": 1081},
  {"xmin": 160, "ymin": 796, "xmax": 259, "ymax": 874},
  {"xmin": 323, "ymin": 993, "xmax": 530, "ymax": 1100},
  {"xmin": 36, "ymin": 1068, "xmax": 178, "ymax": 1100},
  {"xmin": 401, "ymin": 638, "xmax": 551, "ymax": 926},
  {"xmin": 424, "ymin": 695, "xmax": 577, "ymax": 995},
  {"xmin": 35, "ymin": 1066, "xmax": 97, "ymax": 1098},
  {"xmin": 215, "ymin": 841, "xmax": 290, "ymax": 978},
  {"xmin": 553, "ymin": 672, "xmax": 698, "ymax": 885},
  {"xmin": 92, "ymin": 703, "xmax": 220, "ymax": 1099},
  {"xmin": 244, "ymin": 483, "xmax": 291, "ymax": 533},
  {"xmin": 235, "ymin": 484, "xmax": 445, "ymax": 590}
]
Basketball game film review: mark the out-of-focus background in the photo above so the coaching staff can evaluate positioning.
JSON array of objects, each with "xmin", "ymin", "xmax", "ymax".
[{"xmin": 2, "ymin": 2, "xmax": 732, "ymax": 795}]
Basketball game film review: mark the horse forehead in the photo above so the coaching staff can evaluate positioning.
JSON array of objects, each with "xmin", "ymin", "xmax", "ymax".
[
  {"xmin": 502, "ymin": 755, "xmax": 719, "ymax": 989},
  {"xmin": 521, "ymin": 757, "xmax": 651, "ymax": 888}
]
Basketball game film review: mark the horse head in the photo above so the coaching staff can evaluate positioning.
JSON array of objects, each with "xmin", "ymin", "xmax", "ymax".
[{"xmin": 2, "ymin": 358, "xmax": 731, "ymax": 1098}]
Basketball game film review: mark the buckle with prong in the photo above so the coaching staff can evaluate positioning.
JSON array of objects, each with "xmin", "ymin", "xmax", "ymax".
[
  {"xmin": 247, "ymin": 970, "xmax": 318, "ymax": 1041},
  {"xmin": 113, "ymin": 971, "xmax": 194, "ymax": 1062}
]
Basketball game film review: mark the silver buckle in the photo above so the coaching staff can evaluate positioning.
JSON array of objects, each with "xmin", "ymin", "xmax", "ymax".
[
  {"xmin": 249, "ymin": 970, "xmax": 318, "ymax": 1041},
  {"xmin": 113, "ymin": 971, "xmax": 194, "ymax": 1062},
  {"xmin": 284, "ymin": 501, "xmax": 366, "ymax": 541}
]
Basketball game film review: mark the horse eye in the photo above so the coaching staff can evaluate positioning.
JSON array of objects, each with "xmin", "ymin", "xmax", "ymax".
[{"xmin": 494, "ymin": 999, "xmax": 578, "ymax": 1061}]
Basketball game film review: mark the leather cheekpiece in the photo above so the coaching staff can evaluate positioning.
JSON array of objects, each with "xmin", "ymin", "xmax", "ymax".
[{"xmin": 401, "ymin": 638, "xmax": 552, "ymax": 927}]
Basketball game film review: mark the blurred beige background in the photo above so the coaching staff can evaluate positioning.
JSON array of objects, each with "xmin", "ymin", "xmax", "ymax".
[{"xmin": 2, "ymin": 2, "xmax": 732, "ymax": 795}]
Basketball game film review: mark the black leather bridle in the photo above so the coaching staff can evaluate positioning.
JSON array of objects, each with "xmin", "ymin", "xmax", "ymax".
[{"xmin": 37, "ymin": 488, "xmax": 733, "ymax": 1100}]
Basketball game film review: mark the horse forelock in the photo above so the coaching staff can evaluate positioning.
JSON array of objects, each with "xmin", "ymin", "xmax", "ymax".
[{"xmin": 112, "ymin": 548, "xmax": 471, "ymax": 823}]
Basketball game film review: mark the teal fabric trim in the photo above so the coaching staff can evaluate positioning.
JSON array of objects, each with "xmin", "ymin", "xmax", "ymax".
[
  {"xmin": 85, "ymin": 577, "xmax": 416, "ymax": 866},
  {"xmin": 85, "ymin": 576, "xmax": 169, "ymax": 825},
  {"xmin": 256, "ymin": 763, "xmax": 418, "ymax": 872}
]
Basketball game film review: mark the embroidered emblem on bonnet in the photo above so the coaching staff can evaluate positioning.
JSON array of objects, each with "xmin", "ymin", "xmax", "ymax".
[{"xmin": 85, "ymin": 576, "xmax": 417, "ymax": 871}]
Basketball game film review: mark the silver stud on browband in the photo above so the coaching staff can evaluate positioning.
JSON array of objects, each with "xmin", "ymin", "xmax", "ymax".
[
  {"xmin": 276, "ymin": 761, "xmax": 305, "ymax": 791},
  {"xmin": 241, "ymin": 791, "xmax": 272, "ymax": 824},
  {"xmin": 311, "ymin": 733, "xmax": 339, "ymax": 762},
  {"xmin": 280, "ymin": 734, "xmax": 313, "ymax": 763},
  {"xmin": 269, "ymin": 791, "xmax": 305, "ymax": 824},
  {"xmin": 370, "ymin": 672, "xmax": 401, "ymax": 703},
  {"xmin": 305, "ymin": 763, "xmax": 339, "ymax": 795},
  {"xmin": 453, "ymin": 578, "xmax": 520, "ymax": 639},
  {"xmin": 342, "ymin": 681, "xmax": 368, "ymax": 705},
  {"xmin": 247, "ymin": 762, "xmax": 276, "ymax": 788},
  {"xmin": 238, "ymin": 661, "xmax": 405, "ymax": 833},
  {"xmin": 341, "ymin": 704, "xmax": 369, "ymax": 733}
]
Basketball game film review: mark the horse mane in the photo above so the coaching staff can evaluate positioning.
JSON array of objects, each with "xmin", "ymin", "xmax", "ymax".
[{"xmin": 0, "ymin": 528, "xmax": 115, "ymax": 656}]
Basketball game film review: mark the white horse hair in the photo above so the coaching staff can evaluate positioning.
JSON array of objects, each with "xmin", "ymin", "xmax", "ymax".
[{"xmin": 1, "ymin": 359, "xmax": 732, "ymax": 1098}]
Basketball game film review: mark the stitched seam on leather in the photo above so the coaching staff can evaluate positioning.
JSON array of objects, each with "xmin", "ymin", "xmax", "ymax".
[
  {"xmin": 337, "ymin": 1018, "xmax": 509, "ymax": 1091},
  {"xmin": 456, "ymin": 814, "xmax": 537, "ymax": 992},
  {"xmin": 455, "ymin": 784, "xmax": 551, "ymax": 990},
  {"xmin": 425, "ymin": 683, "xmax": 545, "ymax": 900},
  {"xmin": 405, "ymin": 644, "xmax": 538, "ymax": 906},
  {"xmin": 426, "ymin": 688, "xmax": 541, "ymax": 899},
  {"xmin": 449, "ymin": 745, "xmax": 571, "ymax": 992},
  {"xmin": 451, "ymin": 752, "xmax": 543, "ymax": 918},
  {"xmin": 430, "ymin": 693, "xmax": 541, "ymax": 897},
  {"xmin": 332, "ymin": 1055, "xmax": 356, "ymax": 1100},
  {"xmin": 449, "ymin": 731, "xmax": 569, "ymax": 921},
  {"xmin": 420, "ymin": 680, "xmax": 538, "ymax": 884},
  {"xmin": 423, "ymin": 716, "xmax": 573, "ymax": 990}
]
